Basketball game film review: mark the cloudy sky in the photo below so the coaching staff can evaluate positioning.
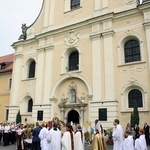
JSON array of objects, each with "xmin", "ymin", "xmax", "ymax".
[{"xmin": 0, "ymin": 0, "xmax": 43, "ymax": 56}]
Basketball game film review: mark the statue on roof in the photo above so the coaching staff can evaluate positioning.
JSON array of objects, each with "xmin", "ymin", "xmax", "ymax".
[{"xmin": 18, "ymin": 23, "xmax": 28, "ymax": 40}]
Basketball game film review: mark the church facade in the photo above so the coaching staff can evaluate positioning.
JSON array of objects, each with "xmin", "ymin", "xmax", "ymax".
[{"xmin": 9, "ymin": 0, "xmax": 150, "ymax": 129}]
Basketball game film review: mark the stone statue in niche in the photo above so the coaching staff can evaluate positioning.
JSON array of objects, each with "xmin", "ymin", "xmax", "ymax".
[
  {"xmin": 18, "ymin": 23, "xmax": 28, "ymax": 40},
  {"xmin": 69, "ymin": 89, "xmax": 76, "ymax": 103}
]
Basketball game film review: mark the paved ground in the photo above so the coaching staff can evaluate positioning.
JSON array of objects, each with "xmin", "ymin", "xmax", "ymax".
[
  {"xmin": 0, "ymin": 143, "xmax": 150, "ymax": 150},
  {"xmin": 0, "ymin": 143, "xmax": 113, "ymax": 150}
]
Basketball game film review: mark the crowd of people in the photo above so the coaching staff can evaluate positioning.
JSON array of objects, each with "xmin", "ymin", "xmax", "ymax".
[
  {"xmin": 0, "ymin": 119, "xmax": 149, "ymax": 150},
  {"xmin": 112, "ymin": 119, "xmax": 149, "ymax": 150}
]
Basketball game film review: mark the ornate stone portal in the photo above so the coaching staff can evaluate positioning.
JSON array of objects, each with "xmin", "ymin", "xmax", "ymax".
[{"xmin": 58, "ymin": 81, "xmax": 87, "ymax": 124}]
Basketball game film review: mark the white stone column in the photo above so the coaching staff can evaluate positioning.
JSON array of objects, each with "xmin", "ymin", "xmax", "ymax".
[
  {"xmin": 43, "ymin": 46, "xmax": 54, "ymax": 104},
  {"xmin": 35, "ymin": 48, "xmax": 45, "ymax": 104},
  {"xmin": 10, "ymin": 54, "xmax": 23, "ymax": 106},
  {"xmin": 102, "ymin": 30, "xmax": 115, "ymax": 100},
  {"xmin": 90, "ymin": 32, "xmax": 102, "ymax": 100}
]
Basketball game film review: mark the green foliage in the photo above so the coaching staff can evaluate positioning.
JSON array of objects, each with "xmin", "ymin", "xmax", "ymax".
[
  {"xmin": 105, "ymin": 128, "xmax": 113, "ymax": 139},
  {"xmin": 16, "ymin": 110, "xmax": 22, "ymax": 124},
  {"xmin": 130, "ymin": 100, "xmax": 139, "ymax": 127},
  {"xmin": 130, "ymin": 112, "xmax": 134, "ymax": 127}
]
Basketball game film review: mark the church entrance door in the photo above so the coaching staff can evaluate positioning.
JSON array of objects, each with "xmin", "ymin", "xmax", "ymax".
[{"xmin": 67, "ymin": 110, "xmax": 79, "ymax": 124}]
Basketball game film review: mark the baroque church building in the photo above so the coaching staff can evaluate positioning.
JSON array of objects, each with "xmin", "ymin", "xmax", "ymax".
[{"xmin": 9, "ymin": 0, "xmax": 150, "ymax": 128}]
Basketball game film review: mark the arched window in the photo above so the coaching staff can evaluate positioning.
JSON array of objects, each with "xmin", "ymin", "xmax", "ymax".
[
  {"xmin": 28, "ymin": 61, "xmax": 35, "ymax": 78},
  {"xmin": 28, "ymin": 99, "xmax": 33, "ymax": 112},
  {"xmin": 128, "ymin": 89, "xmax": 143, "ymax": 108},
  {"xmin": 71, "ymin": 0, "xmax": 80, "ymax": 9},
  {"xmin": 69, "ymin": 51, "xmax": 79, "ymax": 71},
  {"xmin": 124, "ymin": 40, "xmax": 141, "ymax": 63},
  {"xmin": 69, "ymin": 89, "xmax": 76, "ymax": 103}
]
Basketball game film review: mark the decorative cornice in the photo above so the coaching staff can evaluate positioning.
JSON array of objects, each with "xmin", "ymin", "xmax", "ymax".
[
  {"xmin": 102, "ymin": 30, "xmax": 115, "ymax": 38},
  {"xmin": 37, "ymin": 45, "xmax": 54, "ymax": 53},
  {"xmin": 138, "ymin": 1, "xmax": 150, "ymax": 11},
  {"xmin": 143, "ymin": 22, "xmax": 150, "ymax": 29},
  {"xmin": 14, "ymin": 54, "xmax": 23, "ymax": 59},
  {"xmin": 90, "ymin": 33, "xmax": 101, "ymax": 40}
]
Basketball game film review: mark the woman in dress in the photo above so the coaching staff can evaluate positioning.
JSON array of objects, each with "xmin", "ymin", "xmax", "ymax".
[{"xmin": 16, "ymin": 125, "xmax": 24, "ymax": 150}]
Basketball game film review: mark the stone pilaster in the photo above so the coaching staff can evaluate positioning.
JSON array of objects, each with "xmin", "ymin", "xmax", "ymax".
[
  {"xmin": 49, "ymin": 0, "xmax": 54, "ymax": 26},
  {"xmin": 44, "ymin": 0, "xmax": 50, "ymax": 27},
  {"xmin": 10, "ymin": 54, "xmax": 23, "ymax": 106},
  {"xmin": 143, "ymin": 23, "xmax": 150, "ymax": 70},
  {"xmin": 90, "ymin": 32, "xmax": 102, "ymax": 100},
  {"xmin": 43, "ymin": 45, "xmax": 54, "ymax": 103},
  {"xmin": 35, "ymin": 48, "xmax": 45, "ymax": 104},
  {"xmin": 102, "ymin": 30, "xmax": 115, "ymax": 100}
]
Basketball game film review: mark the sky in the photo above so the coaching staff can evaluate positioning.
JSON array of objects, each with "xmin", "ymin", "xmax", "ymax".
[{"xmin": 0, "ymin": 0, "xmax": 43, "ymax": 56}]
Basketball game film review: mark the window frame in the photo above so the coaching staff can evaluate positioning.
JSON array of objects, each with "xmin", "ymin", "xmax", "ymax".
[
  {"xmin": 27, "ymin": 99, "xmax": 33, "ymax": 112},
  {"xmin": 71, "ymin": 0, "xmax": 80, "ymax": 10},
  {"xmin": 28, "ymin": 60, "xmax": 36, "ymax": 78},
  {"xmin": 124, "ymin": 39, "xmax": 141, "ymax": 63},
  {"xmin": 68, "ymin": 51, "xmax": 79, "ymax": 71},
  {"xmin": 121, "ymin": 83, "xmax": 148, "ymax": 112},
  {"xmin": 128, "ymin": 89, "xmax": 143, "ymax": 108},
  {"xmin": 64, "ymin": 0, "xmax": 82, "ymax": 12},
  {"xmin": 117, "ymin": 34, "xmax": 144, "ymax": 66},
  {"xmin": 61, "ymin": 47, "xmax": 81, "ymax": 74}
]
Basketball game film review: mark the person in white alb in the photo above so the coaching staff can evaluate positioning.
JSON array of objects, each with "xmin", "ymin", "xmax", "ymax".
[
  {"xmin": 122, "ymin": 130, "xmax": 134, "ymax": 150},
  {"xmin": 74, "ymin": 125, "xmax": 84, "ymax": 150},
  {"xmin": 38, "ymin": 123, "xmax": 48, "ymax": 150},
  {"xmin": 47, "ymin": 122, "xmax": 61, "ymax": 150},
  {"xmin": 61, "ymin": 123, "xmax": 75, "ymax": 150},
  {"xmin": 135, "ymin": 128, "xmax": 148, "ymax": 150},
  {"xmin": 112, "ymin": 119, "xmax": 123, "ymax": 150}
]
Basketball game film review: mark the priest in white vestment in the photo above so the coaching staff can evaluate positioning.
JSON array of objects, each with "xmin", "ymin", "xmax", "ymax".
[
  {"xmin": 112, "ymin": 119, "xmax": 123, "ymax": 150},
  {"xmin": 61, "ymin": 123, "xmax": 75, "ymax": 150},
  {"xmin": 47, "ymin": 122, "xmax": 61, "ymax": 150},
  {"xmin": 38, "ymin": 124, "xmax": 48, "ymax": 150},
  {"xmin": 122, "ymin": 130, "xmax": 134, "ymax": 150},
  {"xmin": 135, "ymin": 129, "xmax": 148, "ymax": 150},
  {"xmin": 74, "ymin": 125, "xmax": 84, "ymax": 150}
]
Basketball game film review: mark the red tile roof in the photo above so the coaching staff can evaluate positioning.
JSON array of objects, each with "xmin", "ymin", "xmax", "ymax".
[{"xmin": 0, "ymin": 53, "xmax": 14, "ymax": 73}]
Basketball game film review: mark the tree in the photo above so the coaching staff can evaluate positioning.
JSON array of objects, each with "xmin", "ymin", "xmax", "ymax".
[
  {"xmin": 130, "ymin": 100, "xmax": 139, "ymax": 127},
  {"xmin": 130, "ymin": 112, "xmax": 134, "ymax": 127},
  {"xmin": 16, "ymin": 110, "xmax": 22, "ymax": 124}
]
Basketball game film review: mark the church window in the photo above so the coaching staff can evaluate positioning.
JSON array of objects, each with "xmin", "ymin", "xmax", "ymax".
[
  {"xmin": 28, "ymin": 60, "xmax": 35, "ymax": 78},
  {"xmin": 28, "ymin": 99, "xmax": 33, "ymax": 112},
  {"xmin": 99, "ymin": 108, "xmax": 107, "ymax": 121},
  {"xmin": 69, "ymin": 51, "xmax": 79, "ymax": 71},
  {"xmin": 71, "ymin": 0, "xmax": 80, "ymax": 9},
  {"xmin": 128, "ymin": 89, "xmax": 143, "ymax": 108},
  {"xmin": 124, "ymin": 40, "xmax": 141, "ymax": 63},
  {"xmin": 37, "ymin": 110, "xmax": 43, "ymax": 121},
  {"xmin": 69, "ymin": 89, "xmax": 76, "ymax": 103}
]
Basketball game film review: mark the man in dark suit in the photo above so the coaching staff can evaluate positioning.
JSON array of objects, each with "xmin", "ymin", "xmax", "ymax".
[
  {"xmin": 143, "ymin": 122, "xmax": 150, "ymax": 146},
  {"xmin": 31, "ymin": 122, "xmax": 41, "ymax": 150},
  {"xmin": 134, "ymin": 124, "xmax": 140, "ymax": 139}
]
